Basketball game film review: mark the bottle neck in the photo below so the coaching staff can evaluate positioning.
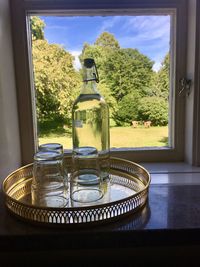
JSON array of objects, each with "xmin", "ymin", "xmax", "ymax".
[
  {"xmin": 81, "ymin": 80, "xmax": 99, "ymax": 95},
  {"xmin": 81, "ymin": 67, "xmax": 99, "ymax": 95}
]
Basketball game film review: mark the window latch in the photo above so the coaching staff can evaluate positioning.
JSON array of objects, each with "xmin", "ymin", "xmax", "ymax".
[{"xmin": 179, "ymin": 78, "xmax": 192, "ymax": 96}]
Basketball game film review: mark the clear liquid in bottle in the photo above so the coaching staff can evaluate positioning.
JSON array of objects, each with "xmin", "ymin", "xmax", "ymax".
[{"xmin": 72, "ymin": 58, "xmax": 110, "ymax": 180}]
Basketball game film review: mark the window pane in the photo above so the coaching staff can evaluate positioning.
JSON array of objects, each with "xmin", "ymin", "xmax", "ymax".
[{"xmin": 30, "ymin": 15, "xmax": 171, "ymax": 150}]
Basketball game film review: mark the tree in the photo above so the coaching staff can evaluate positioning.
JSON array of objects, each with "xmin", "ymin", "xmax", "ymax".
[
  {"xmin": 97, "ymin": 82, "xmax": 117, "ymax": 115},
  {"xmin": 80, "ymin": 32, "xmax": 154, "ymax": 125},
  {"xmin": 138, "ymin": 97, "xmax": 168, "ymax": 126},
  {"xmin": 32, "ymin": 39, "xmax": 81, "ymax": 124},
  {"xmin": 104, "ymin": 48, "xmax": 154, "ymax": 101},
  {"xmin": 31, "ymin": 16, "xmax": 45, "ymax": 40},
  {"xmin": 112, "ymin": 92, "xmax": 141, "ymax": 126},
  {"xmin": 152, "ymin": 53, "xmax": 170, "ymax": 100},
  {"xmin": 80, "ymin": 32, "xmax": 120, "ymax": 73},
  {"xmin": 79, "ymin": 33, "xmax": 121, "ymax": 115},
  {"xmin": 79, "ymin": 43, "xmax": 105, "ymax": 72},
  {"xmin": 94, "ymin": 32, "xmax": 120, "ymax": 49}
]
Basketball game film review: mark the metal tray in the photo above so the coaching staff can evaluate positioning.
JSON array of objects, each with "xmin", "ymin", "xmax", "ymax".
[{"xmin": 2, "ymin": 157, "xmax": 150, "ymax": 227}]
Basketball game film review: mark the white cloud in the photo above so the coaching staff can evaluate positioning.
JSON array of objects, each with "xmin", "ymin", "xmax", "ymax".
[
  {"xmin": 153, "ymin": 61, "xmax": 162, "ymax": 72},
  {"xmin": 98, "ymin": 16, "xmax": 121, "ymax": 33},
  {"xmin": 120, "ymin": 16, "xmax": 170, "ymax": 48},
  {"xmin": 119, "ymin": 16, "xmax": 170, "ymax": 71},
  {"xmin": 69, "ymin": 50, "xmax": 82, "ymax": 70},
  {"xmin": 122, "ymin": 16, "xmax": 170, "ymax": 40},
  {"xmin": 94, "ymin": 15, "xmax": 170, "ymax": 71}
]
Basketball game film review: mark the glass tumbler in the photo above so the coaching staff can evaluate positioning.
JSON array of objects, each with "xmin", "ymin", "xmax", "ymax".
[
  {"xmin": 70, "ymin": 146, "xmax": 104, "ymax": 204},
  {"xmin": 31, "ymin": 151, "xmax": 68, "ymax": 207},
  {"xmin": 39, "ymin": 143, "xmax": 64, "ymax": 155},
  {"xmin": 39, "ymin": 142, "xmax": 68, "ymax": 186}
]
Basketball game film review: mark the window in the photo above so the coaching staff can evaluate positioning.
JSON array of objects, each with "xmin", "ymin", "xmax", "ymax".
[
  {"xmin": 10, "ymin": 0, "xmax": 189, "ymax": 164},
  {"xmin": 31, "ymin": 14, "xmax": 171, "ymax": 151}
]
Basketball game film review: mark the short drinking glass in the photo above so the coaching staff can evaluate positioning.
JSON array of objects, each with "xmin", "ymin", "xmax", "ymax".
[
  {"xmin": 31, "ymin": 151, "xmax": 68, "ymax": 207},
  {"xmin": 39, "ymin": 142, "xmax": 68, "ymax": 184},
  {"xmin": 39, "ymin": 143, "xmax": 64, "ymax": 155},
  {"xmin": 70, "ymin": 146, "xmax": 104, "ymax": 204}
]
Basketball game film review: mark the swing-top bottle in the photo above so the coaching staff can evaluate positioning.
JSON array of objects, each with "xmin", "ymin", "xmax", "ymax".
[{"xmin": 72, "ymin": 58, "xmax": 110, "ymax": 180}]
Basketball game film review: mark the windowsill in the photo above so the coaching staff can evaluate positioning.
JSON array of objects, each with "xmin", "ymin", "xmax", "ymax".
[
  {"xmin": 140, "ymin": 162, "xmax": 200, "ymax": 185},
  {"xmin": 141, "ymin": 161, "xmax": 200, "ymax": 173},
  {"xmin": 65, "ymin": 151, "xmax": 200, "ymax": 185},
  {"xmin": 65, "ymin": 148, "xmax": 200, "ymax": 175}
]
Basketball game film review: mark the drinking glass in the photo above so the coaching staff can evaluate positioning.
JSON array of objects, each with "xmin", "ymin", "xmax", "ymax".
[
  {"xmin": 39, "ymin": 142, "xmax": 68, "ymax": 182},
  {"xmin": 70, "ymin": 146, "xmax": 104, "ymax": 204},
  {"xmin": 39, "ymin": 143, "xmax": 64, "ymax": 155},
  {"xmin": 31, "ymin": 151, "xmax": 68, "ymax": 207}
]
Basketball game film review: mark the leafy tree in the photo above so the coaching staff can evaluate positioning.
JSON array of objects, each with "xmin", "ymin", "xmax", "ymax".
[
  {"xmin": 31, "ymin": 16, "xmax": 45, "ymax": 40},
  {"xmin": 112, "ymin": 92, "xmax": 140, "ymax": 126},
  {"xmin": 94, "ymin": 32, "xmax": 120, "ymax": 49},
  {"xmin": 79, "ymin": 33, "xmax": 121, "ymax": 115},
  {"xmin": 150, "ymin": 53, "xmax": 170, "ymax": 100},
  {"xmin": 97, "ymin": 82, "xmax": 117, "ymax": 115},
  {"xmin": 32, "ymin": 39, "xmax": 81, "ymax": 124},
  {"xmin": 80, "ymin": 32, "xmax": 120, "ymax": 74},
  {"xmin": 157, "ymin": 53, "xmax": 170, "ymax": 99},
  {"xmin": 80, "ymin": 32, "xmax": 154, "ymax": 125},
  {"xmin": 104, "ymin": 48, "xmax": 154, "ymax": 101},
  {"xmin": 79, "ymin": 43, "xmax": 105, "ymax": 72},
  {"xmin": 138, "ymin": 97, "xmax": 168, "ymax": 126}
]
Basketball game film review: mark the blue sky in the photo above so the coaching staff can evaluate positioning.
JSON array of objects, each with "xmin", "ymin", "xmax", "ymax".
[{"xmin": 40, "ymin": 15, "xmax": 170, "ymax": 71}]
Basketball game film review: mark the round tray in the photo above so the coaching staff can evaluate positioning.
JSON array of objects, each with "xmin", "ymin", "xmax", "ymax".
[{"xmin": 2, "ymin": 157, "xmax": 150, "ymax": 227}]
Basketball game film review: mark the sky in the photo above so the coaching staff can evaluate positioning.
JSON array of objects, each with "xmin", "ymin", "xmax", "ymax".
[{"xmin": 40, "ymin": 15, "xmax": 170, "ymax": 72}]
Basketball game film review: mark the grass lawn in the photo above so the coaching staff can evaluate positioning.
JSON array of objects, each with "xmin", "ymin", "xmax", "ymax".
[{"xmin": 39, "ymin": 126, "xmax": 168, "ymax": 149}]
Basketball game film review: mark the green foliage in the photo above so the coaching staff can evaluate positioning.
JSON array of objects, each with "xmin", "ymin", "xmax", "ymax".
[
  {"xmin": 31, "ymin": 16, "xmax": 45, "ymax": 40},
  {"xmin": 79, "ymin": 44, "xmax": 105, "ymax": 72},
  {"xmin": 97, "ymin": 82, "xmax": 117, "ymax": 115},
  {"xmin": 113, "ymin": 92, "xmax": 140, "ymax": 126},
  {"xmin": 156, "ymin": 53, "xmax": 170, "ymax": 100},
  {"xmin": 138, "ymin": 97, "xmax": 168, "ymax": 126},
  {"xmin": 80, "ymin": 33, "xmax": 155, "ymax": 125},
  {"xmin": 104, "ymin": 48, "xmax": 154, "ymax": 101},
  {"xmin": 150, "ymin": 53, "xmax": 170, "ymax": 100},
  {"xmin": 32, "ymin": 39, "xmax": 81, "ymax": 124},
  {"xmin": 94, "ymin": 32, "xmax": 120, "ymax": 49},
  {"xmin": 79, "ymin": 32, "xmax": 121, "ymax": 115}
]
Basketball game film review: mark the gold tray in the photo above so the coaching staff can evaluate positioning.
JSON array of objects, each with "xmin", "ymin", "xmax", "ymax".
[{"xmin": 2, "ymin": 157, "xmax": 150, "ymax": 227}]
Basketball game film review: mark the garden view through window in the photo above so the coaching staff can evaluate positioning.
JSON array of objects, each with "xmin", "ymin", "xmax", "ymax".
[{"xmin": 31, "ymin": 15, "xmax": 171, "ymax": 150}]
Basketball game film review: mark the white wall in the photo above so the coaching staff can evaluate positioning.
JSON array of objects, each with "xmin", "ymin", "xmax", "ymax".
[{"xmin": 0, "ymin": 0, "xmax": 21, "ymax": 180}]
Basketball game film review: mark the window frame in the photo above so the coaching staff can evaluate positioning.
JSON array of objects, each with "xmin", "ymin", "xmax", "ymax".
[
  {"xmin": 10, "ymin": 0, "xmax": 188, "ymax": 165},
  {"xmin": 192, "ymin": 0, "xmax": 200, "ymax": 166}
]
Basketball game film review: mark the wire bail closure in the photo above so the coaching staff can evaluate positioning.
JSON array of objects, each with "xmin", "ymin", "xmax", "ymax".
[
  {"xmin": 93, "ymin": 61, "xmax": 99, "ymax": 83},
  {"xmin": 83, "ymin": 58, "xmax": 99, "ymax": 83}
]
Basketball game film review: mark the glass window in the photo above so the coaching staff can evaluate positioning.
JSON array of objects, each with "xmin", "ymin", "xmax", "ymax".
[
  {"xmin": 10, "ymin": 0, "xmax": 187, "ymax": 163},
  {"xmin": 30, "ymin": 14, "xmax": 171, "ymax": 150}
]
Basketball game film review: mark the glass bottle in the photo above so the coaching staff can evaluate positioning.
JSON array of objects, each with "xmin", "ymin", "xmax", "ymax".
[{"xmin": 72, "ymin": 58, "xmax": 110, "ymax": 180}]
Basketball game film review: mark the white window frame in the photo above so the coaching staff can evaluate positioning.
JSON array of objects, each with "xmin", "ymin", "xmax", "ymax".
[{"xmin": 10, "ymin": 0, "xmax": 189, "ymax": 165}]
